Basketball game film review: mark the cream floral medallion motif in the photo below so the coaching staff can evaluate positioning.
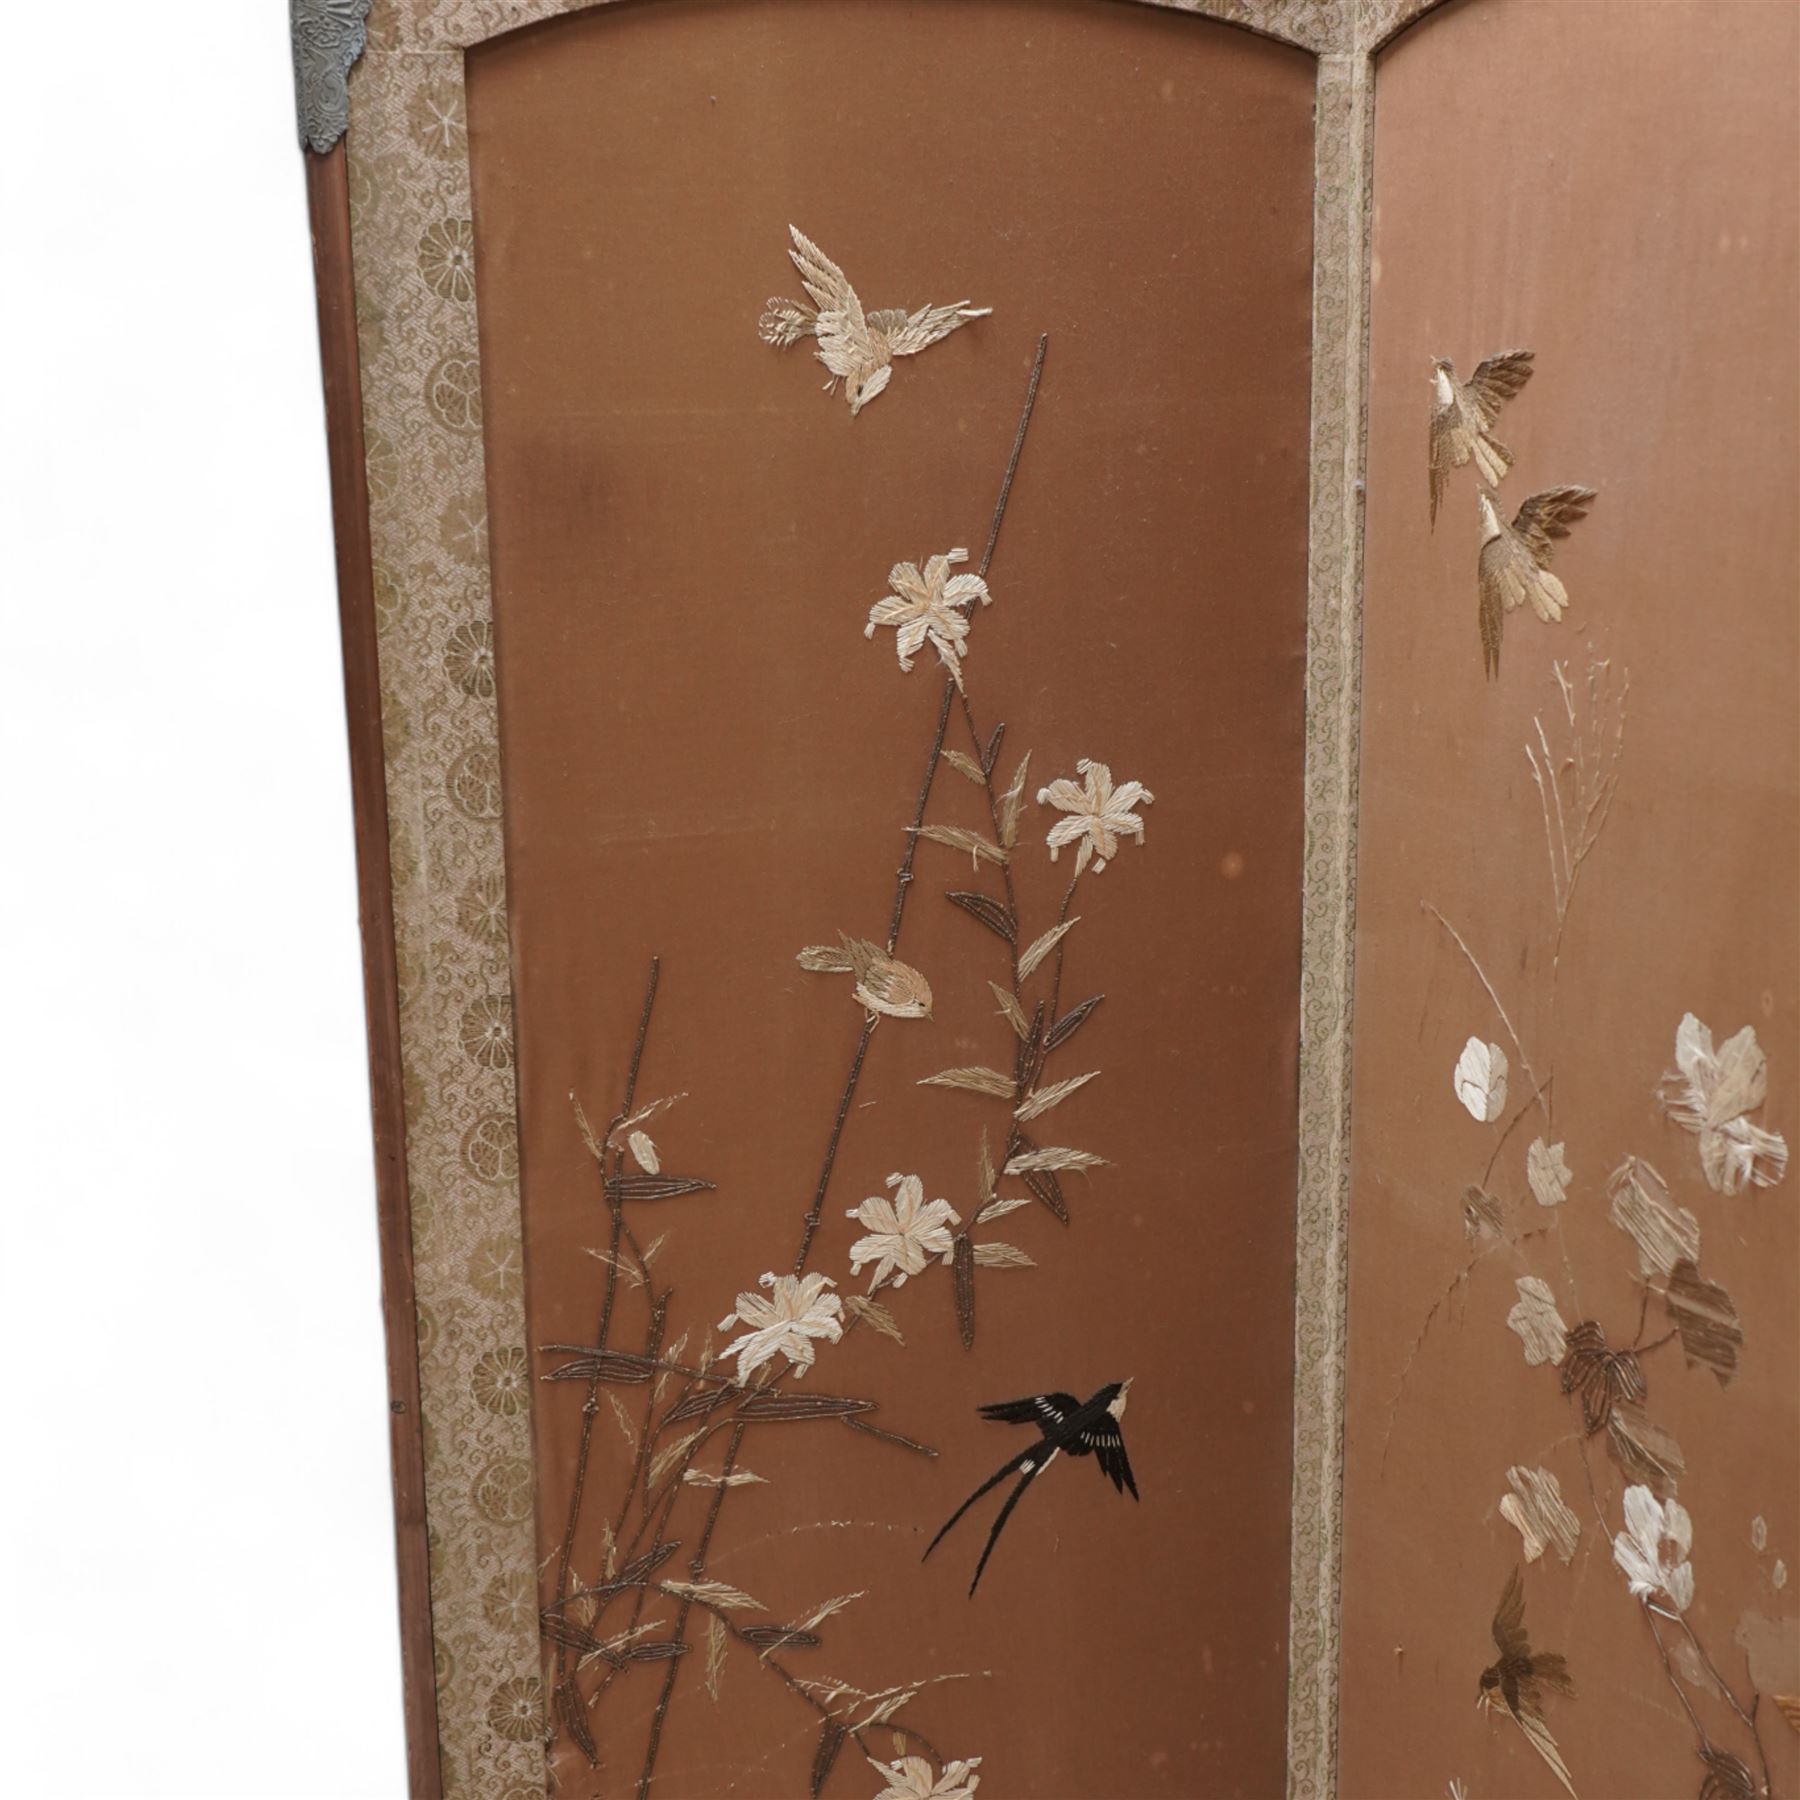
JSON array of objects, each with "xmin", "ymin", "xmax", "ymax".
[{"xmin": 337, "ymin": 0, "xmax": 1442, "ymax": 1790}]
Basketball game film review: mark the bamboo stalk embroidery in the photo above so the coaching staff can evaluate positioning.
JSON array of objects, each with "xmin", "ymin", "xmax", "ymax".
[{"xmin": 538, "ymin": 333, "xmax": 1158, "ymax": 1795}]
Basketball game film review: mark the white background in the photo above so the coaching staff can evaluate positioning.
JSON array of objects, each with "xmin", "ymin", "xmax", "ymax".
[{"xmin": 1, "ymin": 5, "xmax": 408, "ymax": 1793}]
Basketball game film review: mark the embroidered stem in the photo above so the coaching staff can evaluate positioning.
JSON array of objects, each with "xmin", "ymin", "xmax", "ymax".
[{"xmin": 552, "ymin": 957, "xmax": 662, "ymax": 1710}]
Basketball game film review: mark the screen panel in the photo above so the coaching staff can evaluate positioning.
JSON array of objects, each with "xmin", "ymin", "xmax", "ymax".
[
  {"xmin": 1340, "ymin": 3, "xmax": 1800, "ymax": 1796},
  {"xmin": 465, "ymin": 3, "xmax": 1317, "ymax": 1792}
]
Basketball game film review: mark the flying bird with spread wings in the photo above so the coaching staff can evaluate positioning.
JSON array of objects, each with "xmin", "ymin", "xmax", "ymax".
[
  {"xmin": 1477, "ymin": 1566, "xmax": 1578, "ymax": 1799},
  {"xmin": 758, "ymin": 225, "xmax": 991, "ymax": 416},
  {"xmin": 1429, "ymin": 349, "xmax": 1535, "ymax": 525},
  {"xmin": 923, "ymin": 1382, "xmax": 1137, "ymax": 1596},
  {"xmin": 1476, "ymin": 485, "xmax": 1597, "ymax": 678}
]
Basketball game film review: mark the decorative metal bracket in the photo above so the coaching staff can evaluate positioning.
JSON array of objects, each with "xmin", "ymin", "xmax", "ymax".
[{"xmin": 292, "ymin": 0, "xmax": 372, "ymax": 155}]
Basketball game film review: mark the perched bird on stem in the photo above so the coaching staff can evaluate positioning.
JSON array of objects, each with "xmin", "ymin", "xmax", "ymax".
[
  {"xmin": 924, "ymin": 1382, "xmax": 1137, "ymax": 1596},
  {"xmin": 796, "ymin": 934, "xmax": 933, "ymax": 1022},
  {"xmin": 759, "ymin": 226, "xmax": 990, "ymax": 416},
  {"xmin": 1477, "ymin": 485, "xmax": 1597, "ymax": 678},
  {"xmin": 1429, "ymin": 349, "xmax": 1535, "ymax": 525}
]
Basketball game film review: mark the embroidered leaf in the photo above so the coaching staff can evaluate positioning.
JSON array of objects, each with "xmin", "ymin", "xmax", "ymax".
[
  {"xmin": 738, "ymin": 1391, "xmax": 876, "ymax": 1421},
  {"xmin": 1018, "ymin": 917, "xmax": 1081, "ymax": 982},
  {"xmin": 704, "ymin": 1614, "xmax": 727, "ymax": 1701},
  {"xmin": 1454, "ymin": 1036, "xmax": 1509, "ymax": 1122},
  {"xmin": 556, "ymin": 1676, "xmax": 598, "ymax": 1765},
  {"xmin": 973, "ymin": 1242, "xmax": 1035, "ymax": 1269},
  {"xmin": 999, "ymin": 752, "xmax": 1032, "ymax": 849},
  {"xmin": 607, "ymin": 1393, "xmax": 637, "ymax": 1449},
  {"xmin": 648, "ymin": 1429, "xmax": 705, "ymax": 1490},
  {"xmin": 953, "ymin": 1237, "xmax": 975, "ymax": 1348},
  {"xmin": 975, "ymin": 1194, "xmax": 1032, "ymax": 1224},
  {"xmin": 619, "ymin": 1543, "xmax": 680, "ymax": 1586},
  {"xmin": 1605, "ymin": 1400, "xmax": 1686, "ymax": 1498},
  {"xmin": 1560, "ymin": 1321, "xmax": 1644, "ymax": 1433},
  {"xmin": 1015, "ymin": 1070, "xmax": 1099, "ymax": 1122},
  {"xmin": 989, "ymin": 981, "xmax": 1030, "ymax": 1040},
  {"xmin": 1499, "ymin": 1466, "xmax": 1581, "ymax": 1565},
  {"xmin": 982, "ymin": 721, "xmax": 1006, "ymax": 775},
  {"xmin": 605, "ymin": 1172, "xmax": 715, "ymax": 1202},
  {"xmin": 1514, "ymin": 1710, "xmax": 1577, "ymax": 1800},
  {"xmin": 797, "ymin": 943, "xmax": 855, "ymax": 972},
  {"xmin": 946, "ymin": 890, "xmax": 1016, "ymax": 943},
  {"xmin": 1019, "ymin": 1165, "xmax": 1069, "ymax": 1222},
  {"xmin": 919, "ymin": 1066, "xmax": 1016, "ymax": 1099},
  {"xmin": 1526, "ymin": 1138, "xmax": 1571, "ymax": 1207},
  {"xmin": 628, "ymin": 1639, "xmax": 690, "ymax": 1661},
  {"xmin": 1665, "ymin": 1259, "xmax": 1742, "ymax": 1385},
  {"xmin": 914, "ymin": 823, "xmax": 1005, "ymax": 869},
  {"xmin": 1506, "ymin": 1277, "xmax": 1567, "ymax": 1366},
  {"xmin": 796, "ymin": 1591, "xmax": 863, "ymax": 1633},
  {"xmin": 626, "ymin": 1129, "xmax": 660, "ymax": 1174},
  {"xmin": 682, "ymin": 1467, "xmax": 768, "ymax": 1489},
  {"xmin": 1005, "ymin": 1145, "xmax": 1108, "ymax": 1174},
  {"xmin": 845, "ymin": 1292, "xmax": 906, "ymax": 1345},
  {"xmin": 811, "ymin": 1719, "xmax": 848, "ymax": 1799},
  {"xmin": 1045, "ymin": 994, "xmax": 1104, "ymax": 1053},
  {"xmin": 976, "ymin": 1129, "xmax": 995, "ymax": 1206},
  {"xmin": 741, "ymin": 1623, "xmax": 822, "ymax": 1651},
  {"xmin": 1771, "ymin": 1695, "xmax": 1800, "ymax": 1736},
  {"xmin": 1607, "ymin": 1156, "xmax": 1698, "ymax": 1277},
  {"xmin": 661, "ymin": 1578, "xmax": 763, "ymax": 1612},
  {"xmin": 543, "ymin": 1348, "xmax": 654, "ymax": 1384},
  {"xmin": 664, "ymin": 1386, "xmax": 733, "ymax": 1426},
  {"xmin": 942, "ymin": 748, "xmax": 987, "ymax": 784}
]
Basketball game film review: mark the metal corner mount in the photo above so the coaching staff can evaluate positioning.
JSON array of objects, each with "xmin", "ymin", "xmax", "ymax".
[{"xmin": 292, "ymin": 0, "xmax": 372, "ymax": 155}]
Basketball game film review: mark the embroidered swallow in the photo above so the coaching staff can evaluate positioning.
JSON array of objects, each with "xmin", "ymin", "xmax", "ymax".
[
  {"xmin": 923, "ymin": 1381, "xmax": 1137, "ymax": 1596},
  {"xmin": 1477, "ymin": 1566, "xmax": 1578, "ymax": 1798},
  {"xmin": 759, "ymin": 226, "xmax": 991, "ymax": 416},
  {"xmin": 1477, "ymin": 485, "xmax": 1597, "ymax": 678},
  {"xmin": 1429, "ymin": 350, "xmax": 1534, "ymax": 526}
]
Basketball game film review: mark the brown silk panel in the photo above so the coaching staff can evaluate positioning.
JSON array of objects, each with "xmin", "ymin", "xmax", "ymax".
[
  {"xmin": 1340, "ymin": 3, "xmax": 1800, "ymax": 1797},
  {"xmin": 466, "ymin": 3, "xmax": 1315, "ymax": 1793}
]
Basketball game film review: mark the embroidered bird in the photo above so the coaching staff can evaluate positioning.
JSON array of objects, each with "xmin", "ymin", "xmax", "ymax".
[
  {"xmin": 1476, "ymin": 485, "xmax": 1597, "ymax": 679},
  {"xmin": 1477, "ymin": 1566, "xmax": 1578, "ymax": 1798},
  {"xmin": 796, "ymin": 934, "xmax": 934, "ymax": 1021},
  {"xmin": 758, "ymin": 226, "xmax": 991, "ymax": 416},
  {"xmin": 1429, "ymin": 350, "xmax": 1535, "ymax": 526},
  {"xmin": 924, "ymin": 1381, "xmax": 1137, "ymax": 1596}
]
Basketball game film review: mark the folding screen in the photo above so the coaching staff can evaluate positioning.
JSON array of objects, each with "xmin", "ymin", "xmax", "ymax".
[{"xmin": 299, "ymin": 1, "xmax": 1797, "ymax": 1793}]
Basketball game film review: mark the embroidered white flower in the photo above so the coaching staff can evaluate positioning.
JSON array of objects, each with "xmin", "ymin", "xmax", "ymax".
[
  {"xmin": 1612, "ymin": 1484, "xmax": 1694, "ymax": 1612},
  {"xmin": 716, "ymin": 1273, "xmax": 844, "ymax": 1383},
  {"xmin": 1659, "ymin": 1012, "xmax": 1789, "ymax": 1194},
  {"xmin": 1036, "ymin": 759, "xmax": 1154, "ymax": 875},
  {"xmin": 847, "ymin": 1174, "xmax": 960, "ymax": 1290},
  {"xmin": 1454, "ymin": 1036, "xmax": 1508, "ymax": 1122},
  {"xmin": 864, "ymin": 550, "xmax": 991, "ymax": 687},
  {"xmin": 870, "ymin": 1755, "xmax": 983, "ymax": 1800}
]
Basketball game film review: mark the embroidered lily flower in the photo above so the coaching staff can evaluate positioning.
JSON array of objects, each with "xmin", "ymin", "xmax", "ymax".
[
  {"xmin": 1612, "ymin": 1484, "xmax": 1694, "ymax": 1612},
  {"xmin": 1035, "ymin": 759, "xmax": 1154, "ymax": 875},
  {"xmin": 864, "ymin": 550, "xmax": 991, "ymax": 687},
  {"xmin": 717, "ymin": 1273, "xmax": 844, "ymax": 1383},
  {"xmin": 847, "ymin": 1174, "xmax": 960, "ymax": 1290},
  {"xmin": 1659, "ymin": 1013, "xmax": 1789, "ymax": 1194},
  {"xmin": 870, "ymin": 1755, "xmax": 983, "ymax": 1800}
]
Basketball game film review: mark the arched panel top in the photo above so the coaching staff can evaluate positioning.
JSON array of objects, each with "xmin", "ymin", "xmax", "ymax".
[{"xmin": 362, "ymin": 0, "xmax": 1349, "ymax": 57}]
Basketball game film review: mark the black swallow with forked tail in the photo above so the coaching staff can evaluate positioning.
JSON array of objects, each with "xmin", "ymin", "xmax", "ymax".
[{"xmin": 923, "ymin": 1380, "xmax": 1137, "ymax": 1596}]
